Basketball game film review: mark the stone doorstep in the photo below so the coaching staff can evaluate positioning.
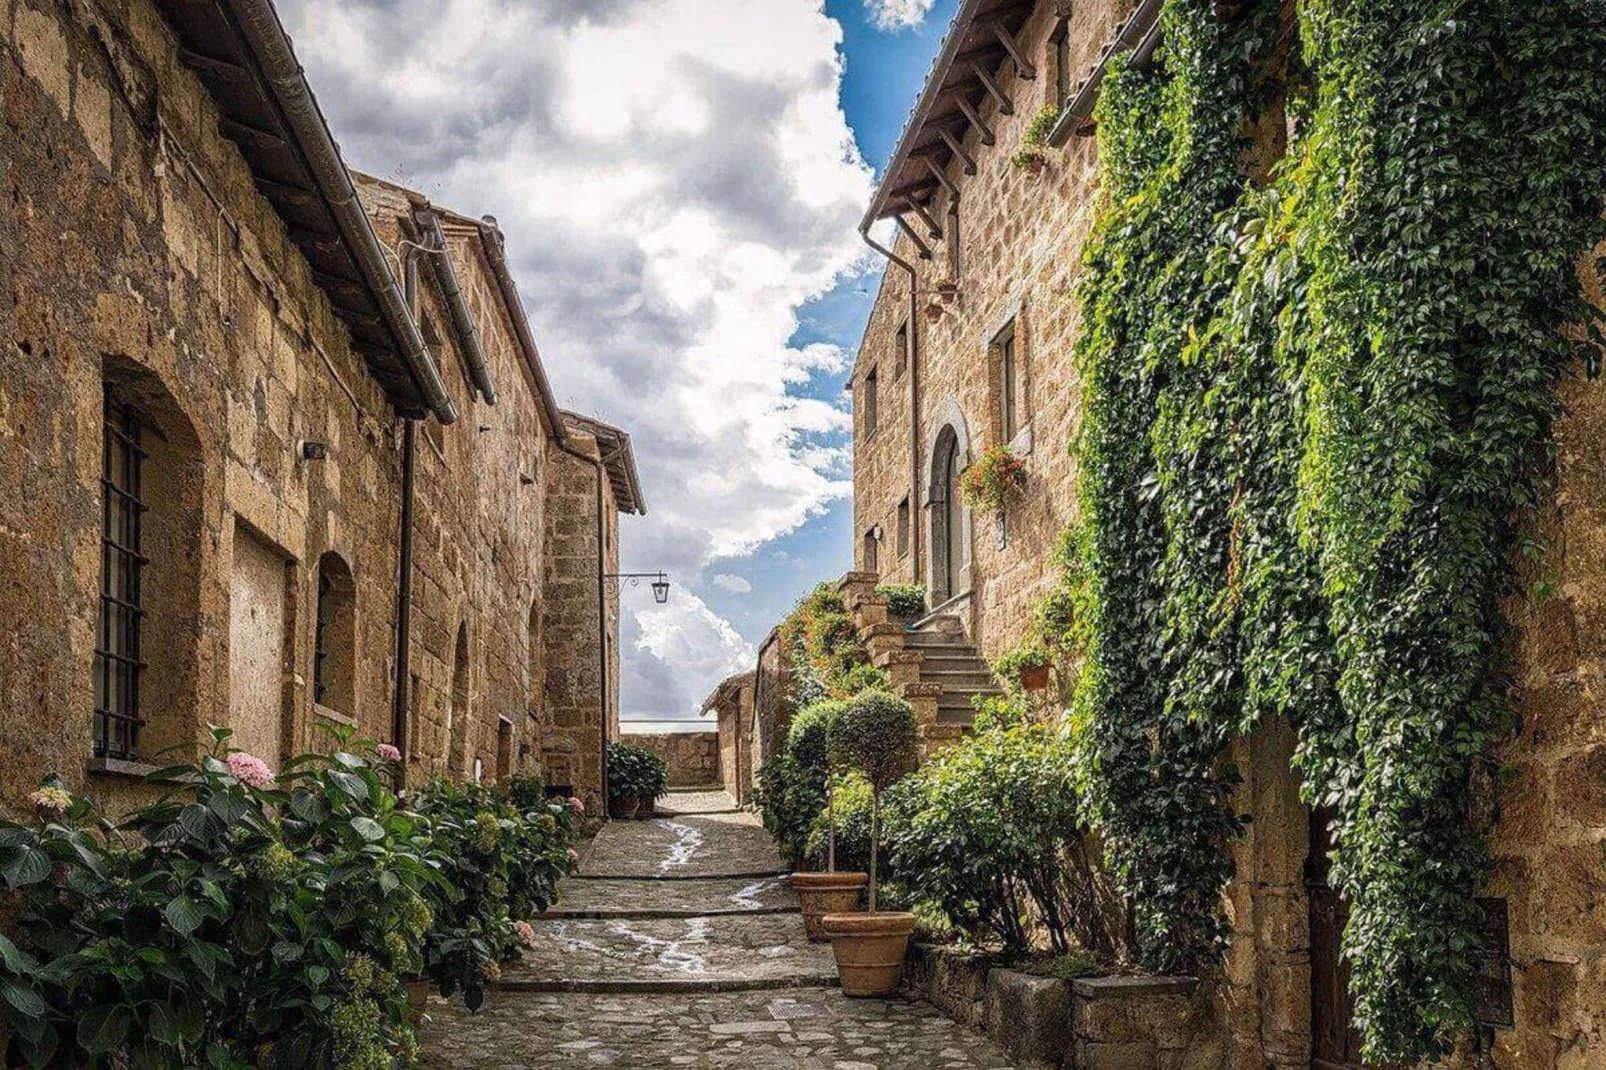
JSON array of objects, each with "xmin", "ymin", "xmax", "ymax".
[
  {"xmin": 541, "ymin": 905, "xmax": 800, "ymax": 920},
  {"xmin": 496, "ymin": 974, "xmax": 842, "ymax": 995}
]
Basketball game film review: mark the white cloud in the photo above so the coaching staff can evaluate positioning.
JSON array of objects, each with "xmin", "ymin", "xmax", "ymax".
[
  {"xmin": 621, "ymin": 594, "xmax": 756, "ymax": 720},
  {"xmin": 712, "ymin": 574, "xmax": 754, "ymax": 594},
  {"xmin": 864, "ymin": 0, "xmax": 935, "ymax": 31},
  {"xmin": 278, "ymin": 0, "xmax": 872, "ymax": 718}
]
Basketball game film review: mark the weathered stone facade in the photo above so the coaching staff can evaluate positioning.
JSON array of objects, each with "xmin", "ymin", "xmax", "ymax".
[
  {"xmin": 617, "ymin": 731, "xmax": 720, "ymax": 790},
  {"xmin": 701, "ymin": 671, "xmax": 755, "ymax": 804},
  {"xmin": 0, "ymin": 0, "xmax": 637, "ymax": 818},
  {"xmin": 850, "ymin": 0, "xmax": 1606, "ymax": 1066}
]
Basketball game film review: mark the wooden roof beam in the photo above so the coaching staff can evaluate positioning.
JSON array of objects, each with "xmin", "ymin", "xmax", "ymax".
[
  {"xmin": 936, "ymin": 126, "xmax": 976, "ymax": 176},
  {"xmin": 992, "ymin": 23, "xmax": 1036, "ymax": 80},
  {"xmin": 885, "ymin": 176, "xmax": 940, "ymax": 204},
  {"xmin": 969, "ymin": 60, "xmax": 1013, "ymax": 115},
  {"xmin": 906, "ymin": 198, "xmax": 944, "ymax": 241},
  {"xmin": 955, "ymin": 95, "xmax": 994, "ymax": 146},
  {"xmin": 894, "ymin": 215, "xmax": 933, "ymax": 260},
  {"xmin": 919, "ymin": 153, "xmax": 962, "ymax": 199}
]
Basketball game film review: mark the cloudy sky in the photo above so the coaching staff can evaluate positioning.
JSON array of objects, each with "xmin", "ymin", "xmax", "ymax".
[{"xmin": 278, "ymin": 0, "xmax": 960, "ymax": 730}]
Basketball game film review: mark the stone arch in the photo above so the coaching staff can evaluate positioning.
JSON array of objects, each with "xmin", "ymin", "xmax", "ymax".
[
  {"xmin": 924, "ymin": 395, "xmax": 973, "ymax": 605},
  {"xmin": 96, "ymin": 355, "xmax": 205, "ymax": 763},
  {"xmin": 312, "ymin": 550, "xmax": 357, "ymax": 718}
]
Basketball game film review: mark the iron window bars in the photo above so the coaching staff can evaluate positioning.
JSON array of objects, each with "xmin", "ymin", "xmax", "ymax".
[{"xmin": 94, "ymin": 392, "xmax": 147, "ymax": 760}]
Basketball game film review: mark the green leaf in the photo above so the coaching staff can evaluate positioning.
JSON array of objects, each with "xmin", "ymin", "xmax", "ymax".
[
  {"xmin": 163, "ymin": 896, "xmax": 205, "ymax": 937},
  {"xmin": 78, "ymin": 1003, "xmax": 131, "ymax": 1055},
  {"xmin": 148, "ymin": 1000, "xmax": 181, "ymax": 1045},
  {"xmin": 1, "ymin": 981, "xmax": 46, "ymax": 1018},
  {"xmin": 350, "ymin": 817, "xmax": 386, "ymax": 843},
  {"xmin": 2, "ymin": 848, "xmax": 50, "ymax": 887}
]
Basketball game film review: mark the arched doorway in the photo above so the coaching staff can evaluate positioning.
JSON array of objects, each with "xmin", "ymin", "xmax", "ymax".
[{"xmin": 930, "ymin": 425, "xmax": 965, "ymax": 605}]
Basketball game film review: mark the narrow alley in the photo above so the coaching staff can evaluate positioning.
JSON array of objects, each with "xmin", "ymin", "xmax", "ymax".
[{"xmin": 418, "ymin": 792, "xmax": 1020, "ymax": 1069}]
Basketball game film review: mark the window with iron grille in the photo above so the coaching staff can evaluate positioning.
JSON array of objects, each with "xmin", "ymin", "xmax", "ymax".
[
  {"xmin": 314, "ymin": 566, "xmax": 332, "ymax": 706},
  {"xmin": 94, "ymin": 393, "xmax": 147, "ymax": 760}
]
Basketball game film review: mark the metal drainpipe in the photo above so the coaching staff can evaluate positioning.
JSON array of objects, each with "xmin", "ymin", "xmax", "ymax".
[
  {"xmin": 393, "ymin": 250, "xmax": 422, "ymax": 769},
  {"xmin": 556, "ymin": 440, "xmax": 611, "ymax": 815},
  {"xmin": 859, "ymin": 225, "xmax": 923, "ymax": 585}
]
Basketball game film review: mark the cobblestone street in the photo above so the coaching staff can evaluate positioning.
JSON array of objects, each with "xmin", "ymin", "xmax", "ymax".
[{"xmin": 419, "ymin": 792, "xmax": 1020, "ymax": 1069}]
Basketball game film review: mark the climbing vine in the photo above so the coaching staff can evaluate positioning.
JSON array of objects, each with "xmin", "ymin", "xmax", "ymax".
[{"xmin": 1065, "ymin": 0, "xmax": 1606, "ymax": 1059}]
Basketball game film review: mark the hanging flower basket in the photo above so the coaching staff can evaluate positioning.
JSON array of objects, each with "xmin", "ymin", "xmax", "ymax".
[
  {"xmin": 924, "ymin": 301, "xmax": 945, "ymax": 323},
  {"xmin": 960, "ymin": 445, "xmax": 1028, "ymax": 513}
]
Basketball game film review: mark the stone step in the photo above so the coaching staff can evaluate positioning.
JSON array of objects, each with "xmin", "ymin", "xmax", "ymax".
[
  {"xmin": 500, "ymin": 914, "xmax": 838, "ymax": 994},
  {"xmin": 920, "ymin": 668, "xmax": 995, "ymax": 689},
  {"xmin": 547, "ymin": 876, "xmax": 798, "ymax": 919},
  {"xmin": 903, "ymin": 630, "xmax": 974, "ymax": 649}
]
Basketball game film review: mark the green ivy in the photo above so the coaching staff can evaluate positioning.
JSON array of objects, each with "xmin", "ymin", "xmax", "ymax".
[{"xmin": 1065, "ymin": 0, "xmax": 1606, "ymax": 1059}]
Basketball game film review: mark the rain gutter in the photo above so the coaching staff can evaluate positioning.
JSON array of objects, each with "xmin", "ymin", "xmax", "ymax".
[
  {"xmin": 477, "ymin": 218, "xmax": 568, "ymax": 444},
  {"xmin": 416, "ymin": 210, "xmax": 497, "ymax": 405}
]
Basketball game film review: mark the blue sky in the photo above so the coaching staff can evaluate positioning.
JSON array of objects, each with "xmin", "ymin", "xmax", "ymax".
[
  {"xmin": 279, "ymin": 0, "xmax": 963, "ymax": 732},
  {"xmin": 684, "ymin": 0, "xmax": 961, "ymax": 720}
]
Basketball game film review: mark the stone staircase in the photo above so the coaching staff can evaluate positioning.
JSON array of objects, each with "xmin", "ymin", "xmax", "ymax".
[{"xmin": 835, "ymin": 573, "xmax": 1001, "ymax": 750}]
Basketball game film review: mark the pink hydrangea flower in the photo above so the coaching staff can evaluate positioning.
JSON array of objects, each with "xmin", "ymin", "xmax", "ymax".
[
  {"xmin": 226, "ymin": 752, "xmax": 274, "ymax": 788},
  {"xmin": 514, "ymin": 920, "xmax": 538, "ymax": 949},
  {"xmin": 567, "ymin": 796, "xmax": 585, "ymax": 816},
  {"xmin": 29, "ymin": 787, "xmax": 72, "ymax": 819},
  {"xmin": 566, "ymin": 847, "xmax": 579, "ymax": 865},
  {"xmin": 377, "ymin": 744, "xmax": 402, "ymax": 763}
]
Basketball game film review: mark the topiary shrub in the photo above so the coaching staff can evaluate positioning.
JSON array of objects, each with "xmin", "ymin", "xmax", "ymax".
[
  {"xmin": 754, "ymin": 751, "xmax": 825, "ymax": 867},
  {"xmin": 605, "ymin": 743, "xmax": 668, "ymax": 805},
  {"xmin": 827, "ymin": 690, "xmax": 920, "ymax": 911}
]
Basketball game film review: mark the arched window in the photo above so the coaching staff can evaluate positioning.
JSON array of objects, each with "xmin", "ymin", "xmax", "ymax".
[
  {"xmin": 94, "ymin": 369, "xmax": 203, "ymax": 764},
  {"xmin": 527, "ymin": 599, "xmax": 542, "ymax": 719},
  {"xmin": 313, "ymin": 552, "xmax": 356, "ymax": 717},
  {"xmin": 448, "ymin": 622, "xmax": 471, "ymax": 777}
]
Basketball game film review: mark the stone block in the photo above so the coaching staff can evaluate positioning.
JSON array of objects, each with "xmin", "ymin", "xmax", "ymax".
[
  {"xmin": 983, "ymin": 968, "xmax": 1072, "ymax": 1066},
  {"xmin": 15, "ymin": 4, "xmax": 70, "ymax": 119}
]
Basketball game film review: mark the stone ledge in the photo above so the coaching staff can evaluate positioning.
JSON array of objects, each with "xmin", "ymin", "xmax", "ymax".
[
  {"xmin": 85, "ymin": 756, "xmax": 165, "ymax": 781},
  {"xmin": 1073, "ymin": 976, "xmax": 1198, "ymax": 1000}
]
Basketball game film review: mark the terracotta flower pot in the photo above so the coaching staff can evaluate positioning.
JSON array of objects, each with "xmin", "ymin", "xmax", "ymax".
[
  {"xmin": 1020, "ymin": 663, "xmax": 1051, "ymax": 691},
  {"xmin": 609, "ymin": 795, "xmax": 641, "ymax": 820},
  {"xmin": 1028, "ymin": 156, "xmax": 1045, "ymax": 176},
  {"xmin": 793, "ymin": 871, "xmax": 868, "ymax": 941},
  {"xmin": 822, "ymin": 911, "xmax": 916, "ymax": 997}
]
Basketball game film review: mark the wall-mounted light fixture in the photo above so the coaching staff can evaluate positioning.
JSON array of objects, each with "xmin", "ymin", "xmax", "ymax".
[
  {"xmin": 605, "ymin": 571, "xmax": 672, "ymax": 605},
  {"xmin": 302, "ymin": 441, "xmax": 329, "ymax": 461}
]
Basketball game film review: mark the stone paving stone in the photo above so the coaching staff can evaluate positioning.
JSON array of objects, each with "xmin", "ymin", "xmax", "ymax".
[
  {"xmin": 503, "ymin": 914, "xmax": 836, "ymax": 991},
  {"xmin": 578, "ymin": 813, "xmax": 785, "ymax": 879},
  {"xmin": 418, "ymin": 989, "xmax": 1021, "ymax": 1068},
  {"xmin": 547, "ymin": 875, "xmax": 798, "ymax": 918},
  {"xmin": 656, "ymin": 790, "xmax": 741, "ymax": 816}
]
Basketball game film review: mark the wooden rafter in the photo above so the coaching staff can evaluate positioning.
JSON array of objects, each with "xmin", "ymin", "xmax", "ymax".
[
  {"xmin": 907, "ymin": 198, "xmax": 944, "ymax": 241},
  {"xmin": 919, "ymin": 154, "xmax": 961, "ymax": 198},
  {"xmin": 936, "ymin": 127, "xmax": 976, "ymax": 175},
  {"xmin": 955, "ymin": 96, "xmax": 994, "ymax": 146},
  {"xmin": 991, "ymin": 23, "xmax": 1036, "ymax": 80},
  {"xmin": 968, "ymin": 60, "xmax": 1013, "ymax": 115},
  {"xmin": 894, "ymin": 215, "xmax": 933, "ymax": 260}
]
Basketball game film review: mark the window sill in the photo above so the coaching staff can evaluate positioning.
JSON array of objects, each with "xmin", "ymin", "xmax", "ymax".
[
  {"xmin": 314, "ymin": 702, "xmax": 357, "ymax": 728},
  {"xmin": 86, "ymin": 756, "xmax": 164, "ymax": 781},
  {"xmin": 1007, "ymin": 423, "xmax": 1034, "ymax": 457}
]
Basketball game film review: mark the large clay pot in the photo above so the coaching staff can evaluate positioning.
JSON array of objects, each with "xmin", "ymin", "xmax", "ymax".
[
  {"xmin": 608, "ymin": 795, "xmax": 641, "ymax": 820},
  {"xmin": 822, "ymin": 911, "xmax": 916, "ymax": 997},
  {"xmin": 1020, "ymin": 663, "xmax": 1051, "ymax": 691},
  {"xmin": 793, "ymin": 871, "xmax": 867, "ymax": 941}
]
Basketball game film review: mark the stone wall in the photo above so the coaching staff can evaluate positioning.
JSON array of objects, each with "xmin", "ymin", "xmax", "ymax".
[
  {"xmin": 701, "ymin": 671, "xmax": 755, "ymax": 803},
  {"xmin": 618, "ymin": 732, "xmax": 721, "ymax": 790},
  {"xmin": 850, "ymin": 0, "xmax": 1606, "ymax": 1066},
  {"xmin": 537, "ymin": 417, "xmax": 623, "ymax": 811},
  {"xmin": 0, "ymin": 0, "xmax": 606, "ymax": 817}
]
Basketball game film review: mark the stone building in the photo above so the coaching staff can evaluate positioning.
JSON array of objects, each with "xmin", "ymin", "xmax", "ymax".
[
  {"xmin": 0, "ymin": 0, "xmax": 637, "ymax": 815},
  {"xmin": 848, "ymin": 0, "xmax": 1606, "ymax": 1066}
]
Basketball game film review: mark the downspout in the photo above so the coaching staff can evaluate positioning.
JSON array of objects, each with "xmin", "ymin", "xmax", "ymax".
[
  {"xmin": 860, "ymin": 225, "xmax": 923, "ymax": 586},
  {"xmin": 417, "ymin": 211, "xmax": 497, "ymax": 404},
  {"xmin": 393, "ymin": 251, "xmax": 422, "ymax": 767},
  {"xmin": 556, "ymin": 440, "xmax": 611, "ymax": 814},
  {"xmin": 225, "ymin": 0, "xmax": 457, "ymax": 425}
]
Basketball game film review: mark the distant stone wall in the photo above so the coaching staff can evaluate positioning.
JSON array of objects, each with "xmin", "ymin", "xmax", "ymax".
[{"xmin": 619, "ymin": 732, "xmax": 720, "ymax": 789}]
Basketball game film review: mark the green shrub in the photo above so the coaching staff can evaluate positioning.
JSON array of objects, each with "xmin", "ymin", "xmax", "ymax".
[
  {"xmin": 991, "ymin": 643, "xmax": 1052, "ymax": 692},
  {"xmin": 605, "ymin": 743, "xmax": 669, "ymax": 803},
  {"xmin": 875, "ymin": 584, "xmax": 928, "ymax": 619},
  {"xmin": 754, "ymin": 751, "xmax": 825, "ymax": 867},
  {"xmin": 0, "ymin": 727, "xmax": 579, "ymax": 1068},
  {"xmin": 885, "ymin": 716, "xmax": 1097, "ymax": 956},
  {"xmin": 787, "ymin": 699, "xmax": 846, "ymax": 773}
]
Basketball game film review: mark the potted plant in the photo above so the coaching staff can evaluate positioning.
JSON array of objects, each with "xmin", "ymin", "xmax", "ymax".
[
  {"xmin": 1011, "ymin": 104, "xmax": 1060, "ymax": 177},
  {"xmin": 820, "ymin": 690, "xmax": 921, "ymax": 996},
  {"xmin": 787, "ymin": 700, "xmax": 867, "ymax": 941},
  {"xmin": 605, "ymin": 742, "xmax": 668, "ymax": 819},
  {"xmin": 994, "ymin": 644, "xmax": 1052, "ymax": 692},
  {"xmin": 960, "ymin": 444, "xmax": 1028, "ymax": 513},
  {"xmin": 875, "ymin": 583, "xmax": 928, "ymax": 624}
]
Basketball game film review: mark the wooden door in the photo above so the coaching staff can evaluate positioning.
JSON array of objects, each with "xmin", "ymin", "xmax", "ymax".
[
  {"xmin": 943, "ymin": 440, "xmax": 962, "ymax": 598},
  {"xmin": 1308, "ymin": 810, "xmax": 1380, "ymax": 1070}
]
